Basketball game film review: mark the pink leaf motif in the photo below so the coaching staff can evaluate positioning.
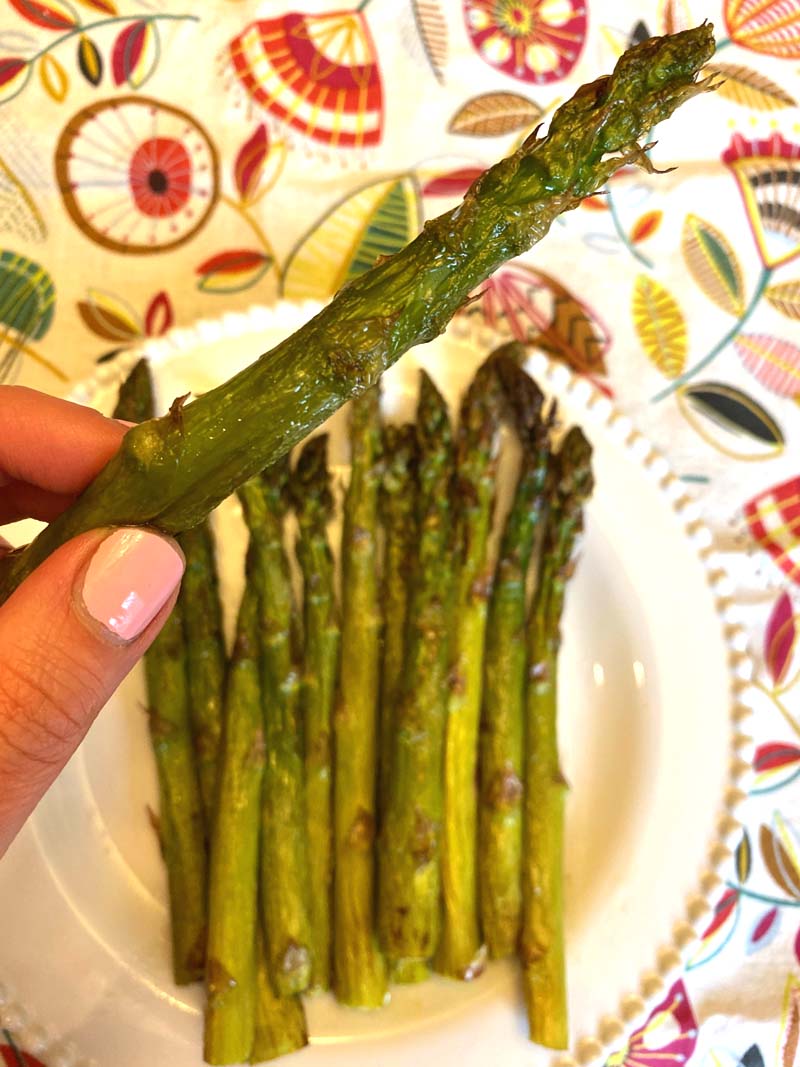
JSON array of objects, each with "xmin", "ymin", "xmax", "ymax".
[
  {"xmin": 765, "ymin": 592, "xmax": 797, "ymax": 686},
  {"xmin": 795, "ymin": 925, "xmax": 800, "ymax": 965},
  {"xmin": 421, "ymin": 166, "xmax": 484, "ymax": 197},
  {"xmin": 112, "ymin": 19, "xmax": 153, "ymax": 88},
  {"xmin": 0, "ymin": 57, "xmax": 27, "ymax": 88},
  {"xmin": 144, "ymin": 291, "xmax": 173, "ymax": 337},
  {"xmin": 234, "ymin": 124, "xmax": 268, "ymax": 202},
  {"xmin": 195, "ymin": 249, "xmax": 272, "ymax": 294},
  {"xmin": 610, "ymin": 979, "xmax": 698, "ymax": 1067},
  {"xmin": 735, "ymin": 333, "xmax": 800, "ymax": 398},
  {"xmin": 754, "ymin": 742, "xmax": 800, "ymax": 792},
  {"xmin": 747, "ymin": 907, "xmax": 780, "ymax": 954},
  {"xmin": 702, "ymin": 887, "xmax": 739, "ymax": 940}
]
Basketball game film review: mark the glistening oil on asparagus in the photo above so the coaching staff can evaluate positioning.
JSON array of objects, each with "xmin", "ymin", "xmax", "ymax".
[{"xmin": 0, "ymin": 25, "xmax": 717, "ymax": 605}]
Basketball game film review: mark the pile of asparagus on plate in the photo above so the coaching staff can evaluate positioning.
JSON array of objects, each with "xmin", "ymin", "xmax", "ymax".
[
  {"xmin": 10, "ymin": 26, "xmax": 713, "ymax": 1067},
  {"xmin": 113, "ymin": 344, "xmax": 593, "ymax": 1065}
]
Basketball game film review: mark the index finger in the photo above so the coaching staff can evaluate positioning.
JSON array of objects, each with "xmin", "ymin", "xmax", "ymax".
[{"xmin": 0, "ymin": 386, "xmax": 127, "ymax": 495}]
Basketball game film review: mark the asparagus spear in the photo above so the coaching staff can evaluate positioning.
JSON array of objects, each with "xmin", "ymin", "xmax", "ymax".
[
  {"xmin": 479, "ymin": 355, "xmax": 551, "ymax": 959},
  {"xmin": 178, "ymin": 520, "xmax": 226, "ymax": 823},
  {"xmin": 239, "ymin": 468, "xmax": 313, "ymax": 998},
  {"xmin": 251, "ymin": 926, "xmax": 308, "ymax": 1063},
  {"xmin": 205, "ymin": 583, "xmax": 263, "ymax": 1064},
  {"xmin": 291, "ymin": 435, "xmax": 340, "ymax": 993},
  {"xmin": 144, "ymin": 596, "xmax": 208, "ymax": 985},
  {"xmin": 113, "ymin": 361, "xmax": 208, "ymax": 986},
  {"xmin": 521, "ymin": 426, "xmax": 593, "ymax": 1049},
  {"xmin": 377, "ymin": 423, "xmax": 417, "ymax": 821},
  {"xmin": 112, "ymin": 356, "xmax": 155, "ymax": 423},
  {"xmin": 334, "ymin": 386, "xmax": 387, "ymax": 1008},
  {"xmin": 0, "ymin": 26, "xmax": 717, "ymax": 603},
  {"xmin": 378, "ymin": 373, "xmax": 454, "ymax": 981},
  {"xmin": 437, "ymin": 358, "xmax": 505, "ymax": 980}
]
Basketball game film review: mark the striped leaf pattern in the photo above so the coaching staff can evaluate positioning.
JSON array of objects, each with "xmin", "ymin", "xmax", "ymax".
[
  {"xmin": 735, "ymin": 334, "xmax": 800, "ymax": 397},
  {"xmin": 766, "ymin": 281, "xmax": 800, "ymax": 320},
  {"xmin": 448, "ymin": 92, "xmax": 542, "ymax": 136},
  {"xmin": 682, "ymin": 213, "xmax": 745, "ymax": 316},
  {"xmin": 705, "ymin": 63, "xmax": 797, "ymax": 110},
  {"xmin": 632, "ymin": 275, "xmax": 687, "ymax": 378},
  {"xmin": 282, "ymin": 176, "xmax": 421, "ymax": 301}
]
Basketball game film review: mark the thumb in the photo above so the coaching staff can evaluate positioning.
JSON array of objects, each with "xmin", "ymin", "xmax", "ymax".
[{"xmin": 0, "ymin": 527, "xmax": 184, "ymax": 855}]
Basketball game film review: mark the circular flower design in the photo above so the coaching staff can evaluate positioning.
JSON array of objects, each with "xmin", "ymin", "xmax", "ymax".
[
  {"xmin": 55, "ymin": 97, "xmax": 219, "ymax": 254},
  {"xmin": 724, "ymin": 0, "xmax": 800, "ymax": 57},
  {"xmin": 464, "ymin": 0, "xmax": 587, "ymax": 84},
  {"xmin": 722, "ymin": 132, "xmax": 800, "ymax": 269}
]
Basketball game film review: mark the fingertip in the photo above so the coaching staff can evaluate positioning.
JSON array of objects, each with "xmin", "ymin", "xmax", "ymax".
[{"xmin": 77, "ymin": 528, "xmax": 185, "ymax": 645}]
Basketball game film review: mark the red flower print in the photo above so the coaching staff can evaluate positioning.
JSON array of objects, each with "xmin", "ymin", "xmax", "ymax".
[
  {"xmin": 129, "ymin": 138, "xmax": 192, "ymax": 218},
  {"xmin": 55, "ymin": 97, "xmax": 219, "ymax": 255},
  {"xmin": 464, "ymin": 0, "xmax": 587, "ymax": 84}
]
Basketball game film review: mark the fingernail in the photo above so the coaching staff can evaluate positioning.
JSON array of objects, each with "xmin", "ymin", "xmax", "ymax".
[
  {"xmin": 116, "ymin": 420, "xmax": 137, "ymax": 429},
  {"xmin": 80, "ymin": 528, "xmax": 184, "ymax": 641}
]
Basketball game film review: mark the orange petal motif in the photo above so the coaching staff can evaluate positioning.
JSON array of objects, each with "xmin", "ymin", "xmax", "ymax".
[
  {"xmin": 234, "ymin": 125, "xmax": 268, "ymax": 202},
  {"xmin": 229, "ymin": 11, "xmax": 383, "ymax": 150},
  {"xmin": 8, "ymin": 0, "xmax": 77, "ymax": 30},
  {"xmin": 725, "ymin": 0, "xmax": 800, "ymax": 58}
]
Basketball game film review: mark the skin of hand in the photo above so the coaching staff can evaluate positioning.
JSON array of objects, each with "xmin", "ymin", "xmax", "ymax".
[{"xmin": 0, "ymin": 386, "xmax": 185, "ymax": 858}]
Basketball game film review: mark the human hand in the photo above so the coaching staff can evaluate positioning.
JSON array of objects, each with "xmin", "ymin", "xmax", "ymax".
[{"xmin": 0, "ymin": 386, "xmax": 185, "ymax": 857}]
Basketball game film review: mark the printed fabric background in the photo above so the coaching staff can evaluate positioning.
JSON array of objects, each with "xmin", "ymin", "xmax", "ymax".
[{"xmin": 0, "ymin": 0, "xmax": 799, "ymax": 1064}]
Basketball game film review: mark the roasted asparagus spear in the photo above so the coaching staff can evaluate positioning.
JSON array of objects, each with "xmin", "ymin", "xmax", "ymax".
[
  {"xmin": 438, "ymin": 359, "xmax": 504, "ymax": 980},
  {"xmin": 205, "ymin": 582, "xmax": 263, "ymax": 1064},
  {"xmin": 250, "ymin": 926, "xmax": 308, "ymax": 1063},
  {"xmin": 112, "ymin": 357, "xmax": 155, "ymax": 424},
  {"xmin": 378, "ymin": 374, "xmax": 453, "ymax": 981},
  {"xmin": 292, "ymin": 435, "xmax": 339, "ymax": 993},
  {"xmin": 114, "ymin": 361, "xmax": 207, "ymax": 987},
  {"xmin": 334, "ymin": 387, "xmax": 387, "ymax": 1008},
  {"xmin": 377, "ymin": 423, "xmax": 417, "ymax": 821},
  {"xmin": 479, "ymin": 356, "xmax": 551, "ymax": 959},
  {"xmin": 521, "ymin": 426, "xmax": 593, "ymax": 1049},
  {"xmin": 0, "ymin": 26, "xmax": 717, "ymax": 603},
  {"xmin": 239, "ymin": 468, "xmax": 313, "ymax": 998},
  {"xmin": 178, "ymin": 520, "xmax": 226, "ymax": 824}
]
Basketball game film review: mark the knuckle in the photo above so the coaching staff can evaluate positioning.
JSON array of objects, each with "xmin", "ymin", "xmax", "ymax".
[{"xmin": 0, "ymin": 632, "xmax": 104, "ymax": 775}]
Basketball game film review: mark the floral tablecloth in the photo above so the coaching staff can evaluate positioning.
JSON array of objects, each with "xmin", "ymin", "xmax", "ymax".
[{"xmin": 1, "ymin": 0, "xmax": 799, "ymax": 1064}]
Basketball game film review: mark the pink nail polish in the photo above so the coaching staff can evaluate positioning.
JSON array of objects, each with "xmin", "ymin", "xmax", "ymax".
[{"xmin": 81, "ymin": 528, "xmax": 184, "ymax": 641}]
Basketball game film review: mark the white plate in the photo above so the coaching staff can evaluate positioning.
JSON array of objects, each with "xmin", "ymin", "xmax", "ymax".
[{"xmin": 0, "ymin": 302, "xmax": 752, "ymax": 1067}]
